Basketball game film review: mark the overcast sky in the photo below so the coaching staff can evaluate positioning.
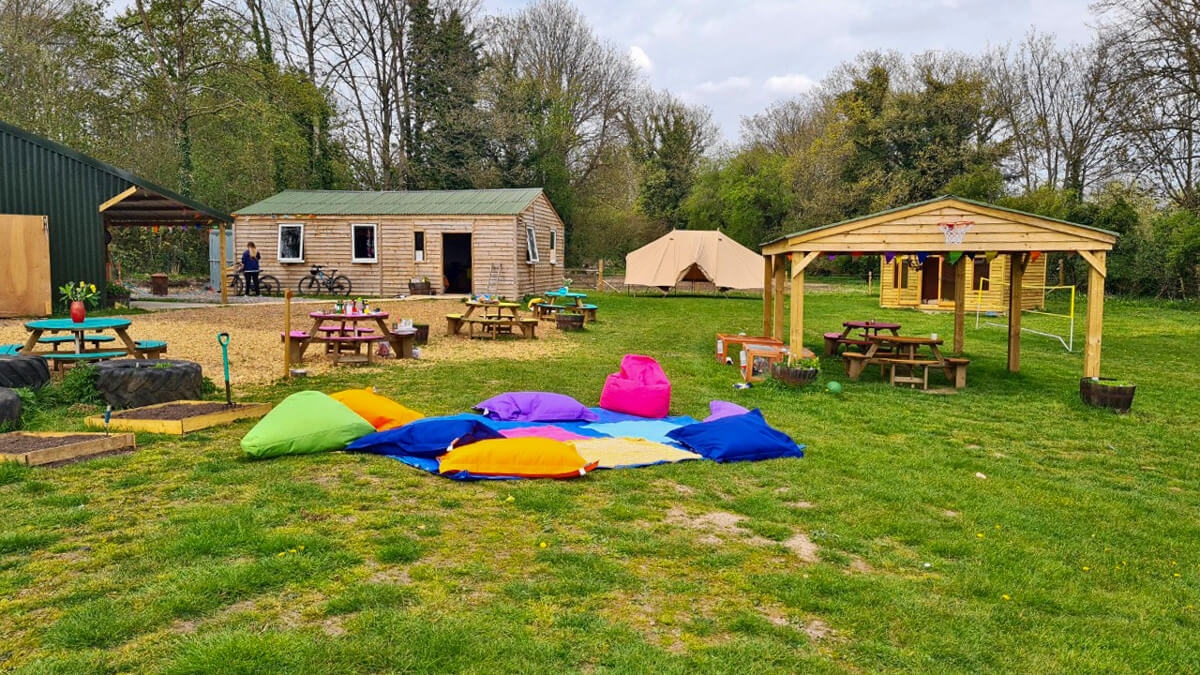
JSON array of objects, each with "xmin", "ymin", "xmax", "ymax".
[{"xmin": 485, "ymin": 0, "xmax": 1098, "ymax": 142}]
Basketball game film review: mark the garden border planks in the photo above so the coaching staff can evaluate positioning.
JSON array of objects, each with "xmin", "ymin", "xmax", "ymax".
[
  {"xmin": 0, "ymin": 431, "xmax": 136, "ymax": 466},
  {"xmin": 85, "ymin": 401, "xmax": 272, "ymax": 434}
]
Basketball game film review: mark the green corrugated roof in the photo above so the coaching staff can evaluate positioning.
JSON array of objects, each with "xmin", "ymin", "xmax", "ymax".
[
  {"xmin": 761, "ymin": 194, "xmax": 1119, "ymax": 246},
  {"xmin": 234, "ymin": 188, "xmax": 545, "ymax": 216}
]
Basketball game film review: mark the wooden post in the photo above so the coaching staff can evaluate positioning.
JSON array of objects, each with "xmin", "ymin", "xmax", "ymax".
[
  {"xmin": 788, "ymin": 252, "xmax": 821, "ymax": 352},
  {"xmin": 1006, "ymin": 253, "xmax": 1027, "ymax": 372},
  {"xmin": 283, "ymin": 290, "xmax": 292, "ymax": 379},
  {"xmin": 1058, "ymin": 258, "xmax": 1065, "ymax": 286},
  {"xmin": 772, "ymin": 256, "xmax": 785, "ymax": 341},
  {"xmin": 219, "ymin": 223, "xmax": 228, "ymax": 305},
  {"xmin": 762, "ymin": 255, "xmax": 774, "ymax": 336},
  {"xmin": 867, "ymin": 270, "xmax": 873, "ymax": 294},
  {"xmin": 953, "ymin": 256, "xmax": 967, "ymax": 354},
  {"xmin": 597, "ymin": 259, "xmax": 604, "ymax": 291},
  {"xmin": 1083, "ymin": 251, "xmax": 1106, "ymax": 378}
]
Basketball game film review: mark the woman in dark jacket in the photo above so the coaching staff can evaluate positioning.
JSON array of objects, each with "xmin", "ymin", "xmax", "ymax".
[{"xmin": 241, "ymin": 242, "xmax": 261, "ymax": 296}]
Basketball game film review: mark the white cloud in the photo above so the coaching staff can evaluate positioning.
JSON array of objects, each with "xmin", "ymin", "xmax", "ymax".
[
  {"xmin": 629, "ymin": 45, "xmax": 653, "ymax": 72},
  {"xmin": 763, "ymin": 73, "xmax": 817, "ymax": 95},
  {"xmin": 693, "ymin": 76, "xmax": 752, "ymax": 94}
]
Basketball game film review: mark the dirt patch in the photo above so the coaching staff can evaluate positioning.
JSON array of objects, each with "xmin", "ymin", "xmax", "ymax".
[
  {"xmin": 322, "ymin": 617, "xmax": 347, "ymax": 637},
  {"xmin": 803, "ymin": 619, "xmax": 834, "ymax": 641},
  {"xmin": 943, "ymin": 510, "xmax": 959, "ymax": 518},
  {"xmin": 783, "ymin": 533, "xmax": 820, "ymax": 563},
  {"xmin": 0, "ymin": 433, "xmax": 101, "ymax": 453},
  {"xmin": 849, "ymin": 557, "xmax": 873, "ymax": 573},
  {"xmin": 113, "ymin": 402, "xmax": 247, "ymax": 420},
  {"xmin": 369, "ymin": 567, "xmax": 412, "ymax": 585},
  {"xmin": 789, "ymin": 501, "xmax": 816, "ymax": 509},
  {"xmin": 666, "ymin": 508, "xmax": 746, "ymax": 537}
]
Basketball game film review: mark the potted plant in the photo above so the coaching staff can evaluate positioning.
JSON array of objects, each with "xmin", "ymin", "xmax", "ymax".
[
  {"xmin": 1079, "ymin": 377, "xmax": 1136, "ymax": 413},
  {"xmin": 771, "ymin": 352, "xmax": 821, "ymax": 387},
  {"xmin": 59, "ymin": 280, "xmax": 101, "ymax": 323},
  {"xmin": 408, "ymin": 277, "xmax": 433, "ymax": 295}
]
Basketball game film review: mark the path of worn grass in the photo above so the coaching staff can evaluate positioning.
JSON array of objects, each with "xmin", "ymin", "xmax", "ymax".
[{"xmin": 1, "ymin": 289, "xmax": 1198, "ymax": 673}]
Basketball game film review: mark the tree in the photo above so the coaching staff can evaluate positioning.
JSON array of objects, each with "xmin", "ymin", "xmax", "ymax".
[
  {"xmin": 624, "ymin": 90, "xmax": 718, "ymax": 229},
  {"xmin": 681, "ymin": 149, "xmax": 794, "ymax": 248}
]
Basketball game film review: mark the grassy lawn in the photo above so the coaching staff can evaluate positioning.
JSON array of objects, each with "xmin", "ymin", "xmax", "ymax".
[{"xmin": 1, "ymin": 288, "xmax": 1198, "ymax": 673}]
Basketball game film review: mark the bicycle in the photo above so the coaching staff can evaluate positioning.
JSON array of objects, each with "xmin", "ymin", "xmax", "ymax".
[
  {"xmin": 227, "ymin": 264, "xmax": 281, "ymax": 296},
  {"xmin": 298, "ymin": 264, "xmax": 352, "ymax": 296}
]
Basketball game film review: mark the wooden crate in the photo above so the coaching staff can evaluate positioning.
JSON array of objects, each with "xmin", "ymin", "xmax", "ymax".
[
  {"xmin": 85, "ymin": 401, "xmax": 272, "ymax": 435},
  {"xmin": 0, "ymin": 431, "xmax": 136, "ymax": 466},
  {"xmin": 716, "ymin": 334, "xmax": 784, "ymax": 365},
  {"xmin": 741, "ymin": 344, "xmax": 786, "ymax": 383}
]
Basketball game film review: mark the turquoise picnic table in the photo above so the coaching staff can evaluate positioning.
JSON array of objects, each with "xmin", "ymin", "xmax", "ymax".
[
  {"xmin": 21, "ymin": 317, "xmax": 141, "ymax": 368},
  {"xmin": 539, "ymin": 289, "xmax": 598, "ymax": 322}
]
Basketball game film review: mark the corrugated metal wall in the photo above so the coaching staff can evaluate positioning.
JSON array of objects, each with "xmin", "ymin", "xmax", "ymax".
[{"xmin": 0, "ymin": 126, "xmax": 129, "ymax": 307}]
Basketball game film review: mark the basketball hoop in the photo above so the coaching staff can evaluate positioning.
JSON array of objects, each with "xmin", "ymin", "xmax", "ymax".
[{"xmin": 938, "ymin": 220, "xmax": 974, "ymax": 245}]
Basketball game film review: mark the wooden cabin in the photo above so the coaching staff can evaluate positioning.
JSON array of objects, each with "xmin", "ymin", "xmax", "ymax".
[
  {"xmin": 879, "ymin": 254, "xmax": 1046, "ymax": 312},
  {"xmin": 232, "ymin": 188, "xmax": 565, "ymax": 299}
]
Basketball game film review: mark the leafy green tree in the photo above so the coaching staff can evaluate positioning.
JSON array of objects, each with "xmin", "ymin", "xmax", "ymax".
[
  {"xmin": 682, "ymin": 149, "xmax": 795, "ymax": 248},
  {"xmin": 624, "ymin": 91, "xmax": 718, "ymax": 229}
]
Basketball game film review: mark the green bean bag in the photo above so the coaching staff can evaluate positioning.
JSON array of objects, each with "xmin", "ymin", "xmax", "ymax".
[{"xmin": 241, "ymin": 391, "xmax": 375, "ymax": 459}]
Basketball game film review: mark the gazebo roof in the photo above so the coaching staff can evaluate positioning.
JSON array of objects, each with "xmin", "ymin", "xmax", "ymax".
[{"xmin": 761, "ymin": 195, "xmax": 1117, "ymax": 255}]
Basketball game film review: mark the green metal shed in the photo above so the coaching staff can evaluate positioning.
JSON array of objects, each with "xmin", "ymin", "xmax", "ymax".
[{"xmin": 0, "ymin": 120, "xmax": 231, "ymax": 314}]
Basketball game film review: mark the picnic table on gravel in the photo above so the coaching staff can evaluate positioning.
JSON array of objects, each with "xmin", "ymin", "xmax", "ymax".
[
  {"xmin": 536, "ymin": 289, "xmax": 597, "ymax": 322},
  {"xmin": 21, "ymin": 317, "xmax": 143, "ymax": 369},
  {"xmin": 298, "ymin": 310, "xmax": 414, "ymax": 364},
  {"xmin": 446, "ymin": 301, "xmax": 536, "ymax": 339}
]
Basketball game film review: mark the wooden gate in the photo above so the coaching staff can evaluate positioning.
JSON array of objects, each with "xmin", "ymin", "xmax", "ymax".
[{"xmin": 0, "ymin": 214, "xmax": 52, "ymax": 317}]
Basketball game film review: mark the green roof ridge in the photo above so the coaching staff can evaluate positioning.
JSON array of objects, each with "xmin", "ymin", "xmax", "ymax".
[{"xmin": 235, "ymin": 188, "xmax": 545, "ymax": 217}]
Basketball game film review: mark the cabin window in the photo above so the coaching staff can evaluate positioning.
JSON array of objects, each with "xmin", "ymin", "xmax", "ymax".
[
  {"xmin": 900, "ymin": 262, "xmax": 910, "ymax": 289},
  {"xmin": 414, "ymin": 231, "xmax": 425, "ymax": 262},
  {"xmin": 892, "ymin": 261, "xmax": 901, "ymax": 289},
  {"xmin": 352, "ymin": 224, "xmax": 377, "ymax": 263},
  {"xmin": 972, "ymin": 256, "xmax": 991, "ymax": 291},
  {"xmin": 525, "ymin": 225, "xmax": 540, "ymax": 263},
  {"xmin": 278, "ymin": 223, "xmax": 304, "ymax": 263},
  {"xmin": 549, "ymin": 230, "xmax": 557, "ymax": 264}
]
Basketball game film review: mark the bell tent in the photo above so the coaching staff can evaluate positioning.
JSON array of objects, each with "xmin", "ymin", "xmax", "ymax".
[{"xmin": 625, "ymin": 230, "xmax": 763, "ymax": 292}]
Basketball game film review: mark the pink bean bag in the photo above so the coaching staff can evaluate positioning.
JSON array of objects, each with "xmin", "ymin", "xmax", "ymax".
[{"xmin": 599, "ymin": 354, "xmax": 671, "ymax": 418}]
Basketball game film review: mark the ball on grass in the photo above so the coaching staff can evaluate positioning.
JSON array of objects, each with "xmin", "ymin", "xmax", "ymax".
[{"xmin": 826, "ymin": 381, "xmax": 843, "ymax": 394}]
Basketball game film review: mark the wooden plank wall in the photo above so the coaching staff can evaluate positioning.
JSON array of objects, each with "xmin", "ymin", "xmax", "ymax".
[
  {"xmin": 0, "ymin": 214, "xmax": 52, "ymax": 317},
  {"xmin": 879, "ymin": 255, "xmax": 1047, "ymax": 312},
  {"xmin": 517, "ymin": 193, "xmax": 568, "ymax": 298}
]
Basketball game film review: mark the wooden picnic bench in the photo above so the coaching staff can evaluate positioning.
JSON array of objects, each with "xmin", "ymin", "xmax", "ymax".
[
  {"xmin": 39, "ymin": 334, "xmax": 115, "ymax": 351},
  {"xmin": 842, "ymin": 335, "xmax": 970, "ymax": 389}
]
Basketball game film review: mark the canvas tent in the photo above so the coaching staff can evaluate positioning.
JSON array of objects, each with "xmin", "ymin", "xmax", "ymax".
[{"xmin": 625, "ymin": 230, "xmax": 763, "ymax": 291}]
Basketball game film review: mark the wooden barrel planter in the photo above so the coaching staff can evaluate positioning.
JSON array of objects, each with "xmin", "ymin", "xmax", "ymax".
[
  {"xmin": 1079, "ymin": 377, "xmax": 1136, "ymax": 413},
  {"xmin": 556, "ymin": 313, "xmax": 585, "ymax": 331},
  {"xmin": 412, "ymin": 323, "xmax": 429, "ymax": 345},
  {"xmin": 771, "ymin": 364, "xmax": 820, "ymax": 387}
]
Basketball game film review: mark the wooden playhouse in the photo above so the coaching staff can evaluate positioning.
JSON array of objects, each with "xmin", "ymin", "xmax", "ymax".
[{"xmin": 879, "ymin": 254, "xmax": 1047, "ymax": 312}]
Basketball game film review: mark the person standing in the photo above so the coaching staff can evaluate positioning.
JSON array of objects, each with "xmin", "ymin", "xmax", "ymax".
[{"xmin": 241, "ymin": 242, "xmax": 261, "ymax": 296}]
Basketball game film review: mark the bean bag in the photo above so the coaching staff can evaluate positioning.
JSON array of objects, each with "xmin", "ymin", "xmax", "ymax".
[
  {"xmin": 475, "ymin": 391, "xmax": 599, "ymax": 423},
  {"xmin": 241, "ymin": 391, "xmax": 374, "ymax": 459},
  {"xmin": 598, "ymin": 354, "xmax": 671, "ymax": 418},
  {"xmin": 666, "ymin": 409, "xmax": 805, "ymax": 463},
  {"xmin": 704, "ymin": 400, "xmax": 750, "ymax": 422},
  {"xmin": 346, "ymin": 415, "xmax": 502, "ymax": 458},
  {"xmin": 330, "ymin": 387, "xmax": 424, "ymax": 430},
  {"xmin": 438, "ymin": 437, "xmax": 597, "ymax": 479}
]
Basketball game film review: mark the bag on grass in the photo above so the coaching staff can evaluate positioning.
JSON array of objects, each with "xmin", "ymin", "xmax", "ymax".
[{"xmin": 241, "ymin": 391, "xmax": 375, "ymax": 459}]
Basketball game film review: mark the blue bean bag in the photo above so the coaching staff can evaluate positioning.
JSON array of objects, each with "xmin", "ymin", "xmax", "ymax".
[
  {"xmin": 346, "ymin": 414, "xmax": 503, "ymax": 458},
  {"xmin": 666, "ymin": 409, "xmax": 804, "ymax": 463}
]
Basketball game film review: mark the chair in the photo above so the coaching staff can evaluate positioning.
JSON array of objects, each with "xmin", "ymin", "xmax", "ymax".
[{"xmin": 599, "ymin": 354, "xmax": 671, "ymax": 418}]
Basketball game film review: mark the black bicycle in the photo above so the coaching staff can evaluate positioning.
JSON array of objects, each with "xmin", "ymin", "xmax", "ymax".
[
  {"xmin": 228, "ymin": 265, "xmax": 281, "ymax": 296},
  {"xmin": 298, "ymin": 264, "xmax": 352, "ymax": 296}
]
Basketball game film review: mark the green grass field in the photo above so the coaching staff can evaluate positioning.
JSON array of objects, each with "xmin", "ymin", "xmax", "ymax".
[{"xmin": 2, "ymin": 288, "xmax": 1198, "ymax": 673}]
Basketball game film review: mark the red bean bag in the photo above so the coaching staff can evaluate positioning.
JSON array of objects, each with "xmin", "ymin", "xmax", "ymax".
[{"xmin": 598, "ymin": 354, "xmax": 671, "ymax": 418}]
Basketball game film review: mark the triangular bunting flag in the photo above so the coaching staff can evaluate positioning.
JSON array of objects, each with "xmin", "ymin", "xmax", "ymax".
[
  {"xmin": 1030, "ymin": 251, "xmax": 1042, "ymax": 262},
  {"xmin": 851, "ymin": 252, "xmax": 862, "ymax": 259},
  {"xmin": 827, "ymin": 254, "xmax": 837, "ymax": 261},
  {"xmin": 948, "ymin": 251, "xmax": 963, "ymax": 264},
  {"xmin": 917, "ymin": 253, "xmax": 929, "ymax": 264},
  {"xmin": 884, "ymin": 252, "xmax": 896, "ymax": 263},
  {"xmin": 984, "ymin": 251, "xmax": 998, "ymax": 262}
]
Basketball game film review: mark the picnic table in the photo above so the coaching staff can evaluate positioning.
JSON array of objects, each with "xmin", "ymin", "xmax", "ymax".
[
  {"xmin": 21, "ymin": 317, "xmax": 145, "ymax": 369},
  {"xmin": 824, "ymin": 320, "xmax": 902, "ymax": 355},
  {"xmin": 446, "ymin": 301, "xmax": 536, "ymax": 339},
  {"xmin": 536, "ymin": 289, "xmax": 597, "ymax": 322},
  {"xmin": 298, "ymin": 311, "xmax": 414, "ymax": 364},
  {"xmin": 842, "ymin": 334, "xmax": 969, "ymax": 389}
]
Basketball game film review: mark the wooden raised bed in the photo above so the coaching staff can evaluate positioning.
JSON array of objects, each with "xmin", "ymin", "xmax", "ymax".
[
  {"xmin": 85, "ymin": 400, "xmax": 272, "ymax": 435},
  {"xmin": 0, "ymin": 431, "xmax": 136, "ymax": 466}
]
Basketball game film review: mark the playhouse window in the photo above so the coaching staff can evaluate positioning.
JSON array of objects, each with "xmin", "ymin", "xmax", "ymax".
[
  {"xmin": 973, "ymin": 256, "xmax": 991, "ymax": 291},
  {"xmin": 352, "ymin": 223, "xmax": 377, "ymax": 263},
  {"xmin": 278, "ymin": 223, "xmax": 304, "ymax": 262}
]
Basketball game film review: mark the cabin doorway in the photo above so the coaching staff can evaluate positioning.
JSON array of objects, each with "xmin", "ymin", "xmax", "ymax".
[
  {"xmin": 921, "ymin": 256, "xmax": 956, "ymax": 305},
  {"xmin": 442, "ymin": 233, "xmax": 472, "ymax": 294}
]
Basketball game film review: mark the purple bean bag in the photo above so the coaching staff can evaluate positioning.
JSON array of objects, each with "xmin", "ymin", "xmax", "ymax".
[
  {"xmin": 475, "ymin": 391, "xmax": 599, "ymax": 423},
  {"xmin": 598, "ymin": 354, "xmax": 671, "ymax": 419}
]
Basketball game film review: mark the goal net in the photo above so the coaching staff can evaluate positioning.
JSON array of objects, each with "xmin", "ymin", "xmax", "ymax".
[{"xmin": 973, "ymin": 280, "xmax": 1076, "ymax": 352}]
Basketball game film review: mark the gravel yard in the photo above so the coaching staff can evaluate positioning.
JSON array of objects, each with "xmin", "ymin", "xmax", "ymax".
[{"xmin": 0, "ymin": 298, "xmax": 571, "ymax": 387}]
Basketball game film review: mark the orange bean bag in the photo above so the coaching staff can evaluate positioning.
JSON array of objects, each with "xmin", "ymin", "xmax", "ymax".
[
  {"xmin": 437, "ymin": 437, "xmax": 597, "ymax": 479},
  {"xmin": 330, "ymin": 387, "xmax": 424, "ymax": 431}
]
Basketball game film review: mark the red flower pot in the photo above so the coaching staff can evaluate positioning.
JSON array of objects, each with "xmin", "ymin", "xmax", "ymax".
[{"xmin": 70, "ymin": 300, "xmax": 86, "ymax": 323}]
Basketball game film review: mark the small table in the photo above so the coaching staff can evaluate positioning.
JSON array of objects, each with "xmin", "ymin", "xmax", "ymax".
[
  {"xmin": 453, "ymin": 301, "xmax": 535, "ymax": 339},
  {"xmin": 22, "ymin": 318, "xmax": 140, "ymax": 368},
  {"xmin": 300, "ymin": 311, "xmax": 411, "ymax": 363},
  {"xmin": 825, "ymin": 320, "xmax": 902, "ymax": 355},
  {"xmin": 539, "ymin": 290, "xmax": 596, "ymax": 321}
]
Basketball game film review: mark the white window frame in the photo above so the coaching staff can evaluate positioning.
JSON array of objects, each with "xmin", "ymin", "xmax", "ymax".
[
  {"xmin": 414, "ymin": 230, "xmax": 425, "ymax": 262},
  {"xmin": 525, "ymin": 225, "xmax": 540, "ymax": 264},
  {"xmin": 351, "ymin": 223, "xmax": 377, "ymax": 263},
  {"xmin": 549, "ymin": 229, "xmax": 557, "ymax": 265},
  {"xmin": 277, "ymin": 223, "xmax": 305, "ymax": 263}
]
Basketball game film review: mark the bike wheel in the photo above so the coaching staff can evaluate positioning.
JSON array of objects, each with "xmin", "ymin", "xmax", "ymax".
[
  {"xmin": 298, "ymin": 276, "xmax": 320, "ymax": 296},
  {"xmin": 330, "ymin": 275, "xmax": 352, "ymax": 296},
  {"xmin": 259, "ymin": 275, "xmax": 280, "ymax": 296},
  {"xmin": 229, "ymin": 274, "xmax": 244, "ymax": 295}
]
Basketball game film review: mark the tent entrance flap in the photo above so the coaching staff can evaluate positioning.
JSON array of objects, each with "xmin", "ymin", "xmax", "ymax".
[{"xmin": 679, "ymin": 263, "xmax": 711, "ymax": 283}]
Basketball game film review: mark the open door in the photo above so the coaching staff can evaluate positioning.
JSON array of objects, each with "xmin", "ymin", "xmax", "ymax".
[
  {"xmin": 442, "ymin": 233, "xmax": 472, "ymax": 294},
  {"xmin": 0, "ymin": 215, "xmax": 52, "ymax": 317},
  {"xmin": 921, "ymin": 257, "xmax": 941, "ymax": 304}
]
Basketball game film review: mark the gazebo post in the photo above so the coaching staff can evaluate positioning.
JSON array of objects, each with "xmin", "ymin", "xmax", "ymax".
[
  {"xmin": 1006, "ymin": 253, "xmax": 1028, "ymax": 372},
  {"xmin": 1080, "ymin": 251, "xmax": 1106, "ymax": 377},
  {"xmin": 219, "ymin": 223, "xmax": 228, "ymax": 306},
  {"xmin": 772, "ymin": 256, "xmax": 786, "ymax": 341},
  {"xmin": 762, "ymin": 255, "xmax": 773, "ymax": 336},
  {"xmin": 953, "ymin": 257, "xmax": 967, "ymax": 354},
  {"xmin": 788, "ymin": 251, "xmax": 820, "ymax": 351}
]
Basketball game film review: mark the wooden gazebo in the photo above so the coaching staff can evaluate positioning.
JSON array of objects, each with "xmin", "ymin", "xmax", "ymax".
[{"xmin": 760, "ymin": 196, "xmax": 1118, "ymax": 377}]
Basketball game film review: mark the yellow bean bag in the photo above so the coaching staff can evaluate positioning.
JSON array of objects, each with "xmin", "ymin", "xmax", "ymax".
[
  {"xmin": 437, "ymin": 437, "xmax": 597, "ymax": 479},
  {"xmin": 330, "ymin": 387, "xmax": 424, "ymax": 431}
]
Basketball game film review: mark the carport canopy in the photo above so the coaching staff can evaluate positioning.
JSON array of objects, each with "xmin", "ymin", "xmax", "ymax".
[
  {"xmin": 759, "ymin": 195, "xmax": 1118, "ymax": 377},
  {"xmin": 99, "ymin": 185, "xmax": 230, "ymax": 227}
]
